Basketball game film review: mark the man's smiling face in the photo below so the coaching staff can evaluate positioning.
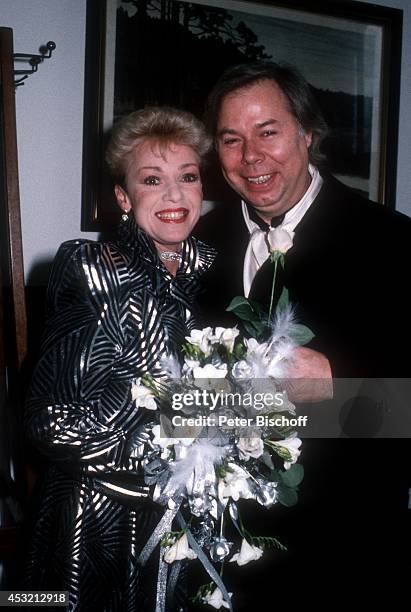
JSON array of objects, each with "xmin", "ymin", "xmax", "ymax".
[{"xmin": 216, "ymin": 79, "xmax": 312, "ymax": 223}]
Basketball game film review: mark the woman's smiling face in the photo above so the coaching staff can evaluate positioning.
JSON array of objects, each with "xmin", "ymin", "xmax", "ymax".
[{"xmin": 115, "ymin": 139, "xmax": 203, "ymax": 251}]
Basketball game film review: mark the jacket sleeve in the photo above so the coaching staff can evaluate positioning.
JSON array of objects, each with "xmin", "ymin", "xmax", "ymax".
[{"xmin": 24, "ymin": 241, "xmax": 148, "ymax": 469}]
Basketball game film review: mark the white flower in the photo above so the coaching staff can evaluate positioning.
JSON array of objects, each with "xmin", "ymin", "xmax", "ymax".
[
  {"xmin": 163, "ymin": 533, "xmax": 197, "ymax": 563},
  {"xmin": 231, "ymin": 359, "xmax": 254, "ymax": 379},
  {"xmin": 211, "ymin": 326, "xmax": 240, "ymax": 352},
  {"xmin": 229, "ymin": 538, "xmax": 264, "ymax": 566},
  {"xmin": 182, "ymin": 356, "xmax": 201, "ymax": 373},
  {"xmin": 130, "ymin": 378, "xmax": 157, "ymax": 410},
  {"xmin": 203, "ymin": 587, "xmax": 231, "ymax": 609},
  {"xmin": 220, "ymin": 464, "xmax": 253, "ymax": 502},
  {"xmin": 236, "ymin": 437, "xmax": 264, "ymax": 461},
  {"xmin": 192, "ymin": 363, "xmax": 228, "ymax": 392},
  {"xmin": 185, "ymin": 327, "xmax": 214, "ymax": 356},
  {"xmin": 151, "ymin": 424, "xmax": 194, "ymax": 449},
  {"xmin": 273, "ymin": 434, "xmax": 302, "ymax": 469},
  {"xmin": 244, "ymin": 337, "xmax": 268, "ymax": 356},
  {"xmin": 267, "ymin": 227, "xmax": 294, "ymax": 254}
]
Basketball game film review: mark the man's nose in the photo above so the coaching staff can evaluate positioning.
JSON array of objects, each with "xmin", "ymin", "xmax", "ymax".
[{"xmin": 242, "ymin": 139, "xmax": 264, "ymax": 165}]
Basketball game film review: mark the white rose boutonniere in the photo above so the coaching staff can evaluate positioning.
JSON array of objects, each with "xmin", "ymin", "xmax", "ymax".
[
  {"xmin": 267, "ymin": 226, "xmax": 294, "ymax": 255},
  {"xmin": 266, "ymin": 227, "xmax": 294, "ymax": 320}
]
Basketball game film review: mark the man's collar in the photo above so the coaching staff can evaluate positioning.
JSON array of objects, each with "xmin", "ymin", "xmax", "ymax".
[{"xmin": 242, "ymin": 164, "xmax": 323, "ymax": 234}]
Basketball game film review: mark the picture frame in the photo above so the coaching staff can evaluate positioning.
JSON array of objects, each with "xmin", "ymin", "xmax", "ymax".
[{"xmin": 81, "ymin": 0, "xmax": 402, "ymax": 231}]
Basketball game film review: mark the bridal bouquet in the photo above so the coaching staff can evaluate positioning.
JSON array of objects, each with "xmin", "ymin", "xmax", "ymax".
[{"xmin": 131, "ymin": 302, "xmax": 313, "ymax": 610}]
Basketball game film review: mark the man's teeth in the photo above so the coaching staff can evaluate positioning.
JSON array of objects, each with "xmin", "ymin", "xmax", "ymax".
[
  {"xmin": 247, "ymin": 174, "xmax": 271, "ymax": 184},
  {"xmin": 157, "ymin": 211, "xmax": 187, "ymax": 220}
]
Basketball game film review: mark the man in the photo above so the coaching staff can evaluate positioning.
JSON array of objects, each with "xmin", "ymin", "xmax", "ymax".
[{"xmin": 196, "ymin": 62, "xmax": 411, "ymax": 605}]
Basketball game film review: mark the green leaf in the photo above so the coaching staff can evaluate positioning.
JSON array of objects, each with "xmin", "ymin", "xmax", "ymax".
[
  {"xmin": 252, "ymin": 536, "xmax": 287, "ymax": 552},
  {"xmin": 275, "ymin": 287, "xmax": 289, "ymax": 314},
  {"xmin": 280, "ymin": 464, "xmax": 304, "ymax": 487},
  {"xmin": 260, "ymin": 451, "xmax": 275, "ymax": 470},
  {"xmin": 267, "ymin": 467, "xmax": 281, "ymax": 482},
  {"xmin": 243, "ymin": 321, "xmax": 259, "ymax": 339},
  {"xmin": 277, "ymin": 485, "xmax": 299, "ymax": 507},
  {"xmin": 290, "ymin": 324, "xmax": 315, "ymax": 346},
  {"xmin": 226, "ymin": 296, "xmax": 250, "ymax": 311},
  {"xmin": 247, "ymin": 299, "xmax": 264, "ymax": 316}
]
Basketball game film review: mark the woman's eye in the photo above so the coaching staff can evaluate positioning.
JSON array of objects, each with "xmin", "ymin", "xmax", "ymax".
[
  {"xmin": 181, "ymin": 173, "xmax": 199, "ymax": 183},
  {"xmin": 143, "ymin": 175, "xmax": 160, "ymax": 186}
]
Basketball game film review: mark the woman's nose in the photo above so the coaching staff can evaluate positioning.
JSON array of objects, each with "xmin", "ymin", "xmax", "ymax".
[{"xmin": 163, "ymin": 182, "xmax": 183, "ymax": 202}]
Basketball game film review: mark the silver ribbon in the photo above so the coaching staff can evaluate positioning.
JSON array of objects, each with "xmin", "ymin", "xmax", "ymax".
[
  {"xmin": 137, "ymin": 504, "xmax": 233, "ymax": 611},
  {"xmin": 176, "ymin": 513, "xmax": 233, "ymax": 612},
  {"xmin": 137, "ymin": 504, "xmax": 181, "ymax": 612}
]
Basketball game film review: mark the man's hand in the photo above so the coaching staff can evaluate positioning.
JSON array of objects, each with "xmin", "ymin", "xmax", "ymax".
[{"xmin": 282, "ymin": 347, "xmax": 333, "ymax": 403}]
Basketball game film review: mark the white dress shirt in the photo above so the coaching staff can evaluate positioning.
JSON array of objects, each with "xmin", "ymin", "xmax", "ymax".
[{"xmin": 242, "ymin": 164, "xmax": 323, "ymax": 297}]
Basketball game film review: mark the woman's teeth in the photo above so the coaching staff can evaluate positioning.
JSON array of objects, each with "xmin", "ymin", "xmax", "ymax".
[{"xmin": 156, "ymin": 210, "xmax": 187, "ymax": 220}]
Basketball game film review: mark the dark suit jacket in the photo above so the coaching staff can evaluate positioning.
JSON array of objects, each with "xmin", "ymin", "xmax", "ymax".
[
  {"xmin": 195, "ymin": 176, "xmax": 411, "ymax": 605},
  {"xmin": 196, "ymin": 175, "xmax": 411, "ymax": 377}
]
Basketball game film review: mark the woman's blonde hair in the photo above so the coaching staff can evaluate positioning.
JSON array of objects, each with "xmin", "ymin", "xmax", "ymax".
[{"xmin": 106, "ymin": 106, "xmax": 211, "ymax": 181}]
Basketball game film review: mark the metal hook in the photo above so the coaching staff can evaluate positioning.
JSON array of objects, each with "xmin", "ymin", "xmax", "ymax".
[{"xmin": 13, "ymin": 41, "xmax": 56, "ymax": 87}]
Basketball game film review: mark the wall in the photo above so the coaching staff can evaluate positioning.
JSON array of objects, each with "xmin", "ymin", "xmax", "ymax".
[
  {"xmin": 1, "ymin": 0, "xmax": 411, "ymax": 284},
  {"xmin": 1, "ymin": 0, "xmax": 95, "ymax": 285}
]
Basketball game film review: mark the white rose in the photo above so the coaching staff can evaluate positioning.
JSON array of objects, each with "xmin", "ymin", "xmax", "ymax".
[
  {"xmin": 267, "ymin": 227, "xmax": 294, "ymax": 254},
  {"xmin": 212, "ymin": 326, "xmax": 240, "ymax": 352},
  {"xmin": 231, "ymin": 359, "xmax": 254, "ymax": 379},
  {"xmin": 273, "ymin": 434, "xmax": 302, "ymax": 469},
  {"xmin": 203, "ymin": 587, "xmax": 231, "ymax": 610},
  {"xmin": 163, "ymin": 533, "xmax": 197, "ymax": 563},
  {"xmin": 229, "ymin": 538, "xmax": 264, "ymax": 566},
  {"xmin": 185, "ymin": 327, "xmax": 214, "ymax": 356},
  {"xmin": 237, "ymin": 437, "xmax": 264, "ymax": 461},
  {"xmin": 130, "ymin": 378, "xmax": 157, "ymax": 410}
]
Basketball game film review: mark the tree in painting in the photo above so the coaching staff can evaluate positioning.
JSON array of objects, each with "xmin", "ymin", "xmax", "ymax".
[{"xmin": 114, "ymin": 0, "xmax": 269, "ymax": 117}]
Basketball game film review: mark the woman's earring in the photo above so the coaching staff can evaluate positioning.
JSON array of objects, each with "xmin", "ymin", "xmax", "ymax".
[{"xmin": 121, "ymin": 211, "xmax": 129, "ymax": 222}]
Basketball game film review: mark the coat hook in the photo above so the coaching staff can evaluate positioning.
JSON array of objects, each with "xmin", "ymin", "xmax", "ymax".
[{"xmin": 13, "ymin": 41, "xmax": 56, "ymax": 87}]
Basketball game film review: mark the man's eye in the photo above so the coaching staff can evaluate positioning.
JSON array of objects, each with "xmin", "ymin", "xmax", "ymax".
[
  {"xmin": 181, "ymin": 173, "xmax": 199, "ymax": 183},
  {"xmin": 143, "ymin": 176, "xmax": 160, "ymax": 186},
  {"xmin": 222, "ymin": 137, "xmax": 240, "ymax": 146},
  {"xmin": 262, "ymin": 130, "xmax": 277, "ymax": 137}
]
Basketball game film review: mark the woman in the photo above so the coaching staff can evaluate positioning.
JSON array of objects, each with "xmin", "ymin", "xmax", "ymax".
[{"xmin": 24, "ymin": 107, "xmax": 215, "ymax": 611}]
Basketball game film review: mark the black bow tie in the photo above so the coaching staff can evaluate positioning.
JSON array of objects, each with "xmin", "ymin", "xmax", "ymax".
[{"xmin": 246, "ymin": 202, "xmax": 285, "ymax": 230}]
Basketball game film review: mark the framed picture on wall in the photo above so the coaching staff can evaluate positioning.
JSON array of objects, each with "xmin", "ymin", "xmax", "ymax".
[{"xmin": 81, "ymin": 0, "xmax": 402, "ymax": 231}]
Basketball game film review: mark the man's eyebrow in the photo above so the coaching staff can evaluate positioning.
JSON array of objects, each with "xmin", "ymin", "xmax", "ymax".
[
  {"xmin": 217, "ymin": 119, "xmax": 279, "ymax": 138},
  {"xmin": 217, "ymin": 128, "xmax": 239, "ymax": 138},
  {"xmin": 256, "ymin": 119, "xmax": 279, "ymax": 128}
]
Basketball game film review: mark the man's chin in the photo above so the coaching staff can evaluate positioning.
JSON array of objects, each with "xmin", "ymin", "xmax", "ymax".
[{"xmin": 243, "ymin": 193, "xmax": 286, "ymax": 218}]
